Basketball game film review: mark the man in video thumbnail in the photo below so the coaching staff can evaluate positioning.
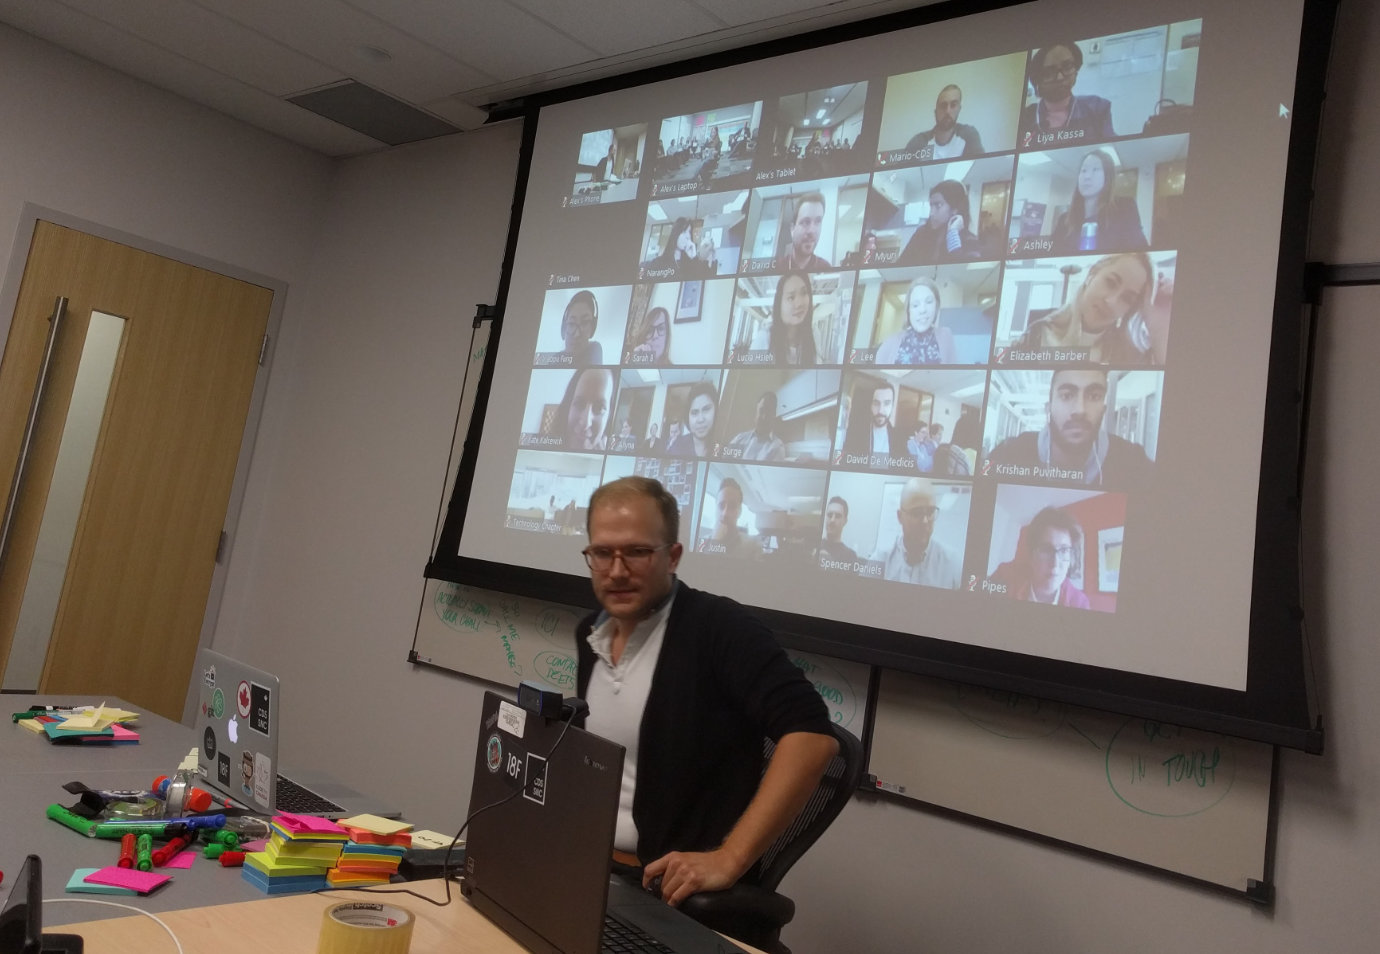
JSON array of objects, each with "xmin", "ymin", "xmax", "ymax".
[
  {"xmin": 701, "ymin": 477, "xmax": 762, "ymax": 556},
  {"xmin": 843, "ymin": 381, "xmax": 905, "ymax": 458},
  {"xmin": 816, "ymin": 496, "xmax": 858, "ymax": 563},
  {"xmin": 987, "ymin": 369, "xmax": 1152, "ymax": 486},
  {"xmin": 1021, "ymin": 41, "xmax": 1115, "ymax": 144},
  {"xmin": 726, "ymin": 392, "xmax": 787, "ymax": 461},
  {"xmin": 780, "ymin": 191, "xmax": 833, "ymax": 271},
  {"xmin": 908, "ymin": 422, "xmax": 943, "ymax": 472},
  {"xmin": 905, "ymin": 84, "xmax": 986, "ymax": 159},
  {"xmin": 874, "ymin": 478, "xmax": 961, "ymax": 587},
  {"xmin": 575, "ymin": 476, "xmax": 836, "ymax": 903},
  {"xmin": 989, "ymin": 506, "xmax": 1091, "ymax": 608}
]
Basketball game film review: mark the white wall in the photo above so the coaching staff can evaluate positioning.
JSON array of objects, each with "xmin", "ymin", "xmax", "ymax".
[
  {"xmin": 5, "ymin": 0, "xmax": 1377, "ymax": 949},
  {"xmin": 0, "ymin": 25, "xmax": 331, "ymax": 340}
]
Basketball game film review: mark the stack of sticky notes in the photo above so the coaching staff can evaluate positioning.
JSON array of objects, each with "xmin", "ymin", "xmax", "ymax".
[
  {"xmin": 17, "ymin": 704, "xmax": 141, "ymax": 744},
  {"xmin": 241, "ymin": 813, "xmax": 348, "ymax": 895},
  {"xmin": 327, "ymin": 814, "xmax": 413, "ymax": 887}
]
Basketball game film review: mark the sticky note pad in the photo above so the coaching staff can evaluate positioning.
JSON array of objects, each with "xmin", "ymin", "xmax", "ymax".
[
  {"xmin": 410, "ymin": 830, "xmax": 460, "ymax": 851},
  {"xmin": 337, "ymin": 814, "xmax": 412, "ymax": 835},
  {"xmin": 165, "ymin": 850, "xmax": 197, "ymax": 869},
  {"xmin": 274, "ymin": 813, "xmax": 346, "ymax": 835},
  {"xmin": 66, "ymin": 868, "xmax": 138, "ymax": 896},
  {"xmin": 84, "ymin": 866, "xmax": 171, "ymax": 895}
]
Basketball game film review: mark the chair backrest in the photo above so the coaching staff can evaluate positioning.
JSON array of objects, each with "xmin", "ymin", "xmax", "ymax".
[{"xmin": 751, "ymin": 722, "xmax": 865, "ymax": 892}]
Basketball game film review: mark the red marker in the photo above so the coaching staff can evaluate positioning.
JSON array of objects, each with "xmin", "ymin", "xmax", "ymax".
[
  {"xmin": 151, "ymin": 835, "xmax": 190, "ymax": 867},
  {"xmin": 218, "ymin": 851, "xmax": 246, "ymax": 867},
  {"xmin": 118, "ymin": 833, "xmax": 137, "ymax": 869}
]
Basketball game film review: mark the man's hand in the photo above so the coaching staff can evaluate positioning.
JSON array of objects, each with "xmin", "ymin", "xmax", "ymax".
[{"xmin": 642, "ymin": 848, "xmax": 746, "ymax": 907}]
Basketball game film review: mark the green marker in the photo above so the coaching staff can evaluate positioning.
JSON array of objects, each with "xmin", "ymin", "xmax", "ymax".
[
  {"xmin": 46, "ymin": 804, "xmax": 97, "ymax": 837},
  {"xmin": 92, "ymin": 821, "xmax": 170, "ymax": 839},
  {"xmin": 136, "ymin": 833, "xmax": 153, "ymax": 871},
  {"xmin": 203, "ymin": 844, "xmax": 225, "ymax": 860}
]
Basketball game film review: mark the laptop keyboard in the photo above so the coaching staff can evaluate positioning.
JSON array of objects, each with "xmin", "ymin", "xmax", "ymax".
[
  {"xmin": 601, "ymin": 914, "xmax": 675, "ymax": 954},
  {"xmin": 275, "ymin": 774, "xmax": 345, "ymax": 814}
]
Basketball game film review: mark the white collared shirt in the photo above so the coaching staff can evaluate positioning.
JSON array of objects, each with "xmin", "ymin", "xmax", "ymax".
[{"xmin": 585, "ymin": 585, "xmax": 677, "ymax": 854}]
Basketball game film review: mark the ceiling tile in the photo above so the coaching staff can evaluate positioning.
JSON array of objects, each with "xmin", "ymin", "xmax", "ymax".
[
  {"xmin": 349, "ymin": 0, "xmax": 599, "ymax": 84},
  {"xmin": 54, "ymin": 0, "xmax": 340, "ymax": 95},
  {"xmin": 508, "ymin": 0, "xmax": 725, "ymax": 58},
  {"xmin": 197, "ymin": 0, "xmax": 495, "ymax": 102}
]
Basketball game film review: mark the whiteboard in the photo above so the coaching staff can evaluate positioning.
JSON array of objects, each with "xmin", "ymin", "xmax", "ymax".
[
  {"xmin": 869, "ymin": 669, "xmax": 1274, "ymax": 893},
  {"xmin": 412, "ymin": 577, "xmax": 871, "ymax": 737}
]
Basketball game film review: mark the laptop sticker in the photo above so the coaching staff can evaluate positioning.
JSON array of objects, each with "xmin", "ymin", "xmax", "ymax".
[
  {"xmin": 254, "ymin": 752, "xmax": 272, "ymax": 805},
  {"xmin": 250, "ymin": 682, "xmax": 271, "ymax": 736}
]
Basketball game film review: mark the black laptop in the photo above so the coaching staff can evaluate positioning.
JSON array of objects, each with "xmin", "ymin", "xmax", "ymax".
[{"xmin": 461, "ymin": 691, "xmax": 747, "ymax": 954}]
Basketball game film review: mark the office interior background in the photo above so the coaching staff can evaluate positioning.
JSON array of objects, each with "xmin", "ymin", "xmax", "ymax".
[{"xmin": 0, "ymin": 0, "xmax": 1377, "ymax": 949}]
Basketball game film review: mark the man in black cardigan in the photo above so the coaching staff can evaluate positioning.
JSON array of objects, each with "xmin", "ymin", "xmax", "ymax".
[{"xmin": 575, "ymin": 476, "xmax": 837, "ymax": 908}]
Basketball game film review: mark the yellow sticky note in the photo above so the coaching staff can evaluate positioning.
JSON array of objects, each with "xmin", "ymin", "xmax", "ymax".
[
  {"xmin": 409, "ymin": 830, "xmax": 460, "ymax": 851},
  {"xmin": 18, "ymin": 718, "xmax": 46, "ymax": 734},
  {"xmin": 337, "ymin": 814, "xmax": 413, "ymax": 835}
]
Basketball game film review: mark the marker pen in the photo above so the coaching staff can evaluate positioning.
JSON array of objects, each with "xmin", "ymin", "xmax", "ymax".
[
  {"xmin": 46, "ymin": 804, "xmax": 98, "ymax": 837},
  {"xmin": 135, "ymin": 833, "xmax": 153, "ymax": 871},
  {"xmin": 118, "ymin": 833, "xmax": 137, "ymax": 868}
]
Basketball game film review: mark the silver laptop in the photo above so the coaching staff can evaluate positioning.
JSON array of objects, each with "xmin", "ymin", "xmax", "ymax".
[
  {"xmin": 192, "ymin": 649, "xmax": 400, "ymax": 818},
  {"xmin": 462, "ymin": 690, "xmax": 745, "ymax": 954}
]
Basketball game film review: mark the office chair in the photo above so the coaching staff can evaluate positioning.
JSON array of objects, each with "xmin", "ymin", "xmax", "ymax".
[{"xmin": 680, "ymin": 722, "xmax": 865, "ymax": 954}]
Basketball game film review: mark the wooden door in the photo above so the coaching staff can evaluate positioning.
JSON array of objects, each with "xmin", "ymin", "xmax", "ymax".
[{"xmin": 0, "ymin": 221, "xmax": 273, "ymax": 718}]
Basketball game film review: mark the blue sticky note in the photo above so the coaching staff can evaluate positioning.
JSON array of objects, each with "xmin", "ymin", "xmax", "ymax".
[{"xmin": 66, "ymin": 868, "xmax": 138, "ymax": 895}]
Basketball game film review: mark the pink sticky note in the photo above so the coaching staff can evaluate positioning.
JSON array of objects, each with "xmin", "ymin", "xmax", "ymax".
[
  {"xmin": 275, "ymin": 813, "xmax": 346, "ymax": 835},
  {"xmin": 84, "ymin": 867, "xmax": 171, "ymax": 894},
  {"xmin": 241, "ymin": 839, "xmax": 268, "ymax": 852},
  {"xmin": 164, "ymin": 851, "xmax": 197, "ymax": 869},
  {"xmin": 110, "ymin": 725, "xmax": 140, "ymax": 742}
]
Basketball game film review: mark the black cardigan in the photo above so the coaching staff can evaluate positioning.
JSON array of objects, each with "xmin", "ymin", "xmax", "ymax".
[{"xmin": 575, "ymin": 583, "xmax": 832, "ymax": 877}]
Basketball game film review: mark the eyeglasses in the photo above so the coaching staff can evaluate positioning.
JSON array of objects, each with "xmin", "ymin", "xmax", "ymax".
[
  {"xmin": 1039, "ymin": 61, "xmax": 1079, "ymax": 81},
  {"xmin": 582, "ymin": 544, "xmax": 672, "ymax": 571},
  {"xmin": 1034, "ymin": 544, "xmax": 1076, "ymax": 562},
  {"xmin": 901, "ymin": 505, "xmax": 939, "ymax": 521}
]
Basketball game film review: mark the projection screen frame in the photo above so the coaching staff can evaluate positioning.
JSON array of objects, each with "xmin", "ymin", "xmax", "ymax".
[{"xmin": 427, "ymin": 0, "xmax": 1335, "ymax": 753}]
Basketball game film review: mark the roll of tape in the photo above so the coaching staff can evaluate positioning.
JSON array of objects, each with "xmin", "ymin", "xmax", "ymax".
[{"xmin": 317, "ymin": 902, "xmax": 414, "ymax": 954}]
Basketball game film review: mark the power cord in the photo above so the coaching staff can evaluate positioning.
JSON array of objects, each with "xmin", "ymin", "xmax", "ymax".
[{"xmin": 42, "ymin": 898, "xmax": 184, "ymax": 954}]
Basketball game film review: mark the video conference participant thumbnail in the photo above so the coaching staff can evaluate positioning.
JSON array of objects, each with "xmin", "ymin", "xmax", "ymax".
[
  {"xmin": 835, "ymin": 368, "xmax": 984, "ymax": 476},
  {"xmin": 694, "ymin": 463, "xmax": 827, "ymax": 559},
  {"xmin": 819, "ymin": 471, "xmax": 970, "ymax": 587},
  {"xmin": 519, "ymin": 368, "xmax": 620, "ymax": 453},
  {"xmin": 754, "ymin": 83, "xmax": 870, "ymax": 182},
  {"xmin": 606, "ymin": 368, "xmax": 724, "ymax": 458},
  {"xmin": 1018, "ymin": 21, "xmax": 1202, "ymax": 149},
  {"xmin": 599, "ymin": 454, "xmax": 706, "ymax": 549},
  {"xmin": 848, "ymin": 265, "xmax": 999, "ymax": 365},
  {"xmin": 982, "ymin": 482, "xmax": 1127, "ymax": 612},
  {"xmin": 638, "ymin": 189, "xmax": 749, "ymax": 281},
  {"xmin": 567, "ymin": 125, "xmax": 647, "ymax": 207},
  {"xmin": 716, "ymin": 368, "xmax": 842, "ymax": 463},
  {"xmin": 504, "ymin": 449, "xmax": 606, "ymax": 535},
  {"xmin": 981, "ymin": 368, "xmax": 1160, "ymax": 489},
  {"xmin": 1007, "ymin": 135, "xmax": 1189, "ymax": 256},
  {"xmin": 740, "ymin": 175, "xmax": 870, "ymax": 274},
  {"xmin": 725, "ymin": 270, "xmax": 854, "ymax": 367},
  {"xmin": 861, "ymin": 157, "xmax": 1014, "ymax": 266},
  {"xmin": 875, "ymin": 52, "xmax": 1028, "ymax": 165},
  {"xmin": 532, "ymin": 285, "xmax": 632, "ymax": 367},
  {"xmin": 621, "ymin": 279, "xmax": 735, "ymax": 366},
  {"xmin": 993, "ymin": 251, "xmax": 1175, "ymax": 365},
  {"xmin": 652, "ymin": 100, "xmax": 764, "ymax": 197}
]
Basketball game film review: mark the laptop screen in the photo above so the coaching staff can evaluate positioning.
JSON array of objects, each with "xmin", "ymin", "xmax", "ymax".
[{"xmin": 462, "ymin": 691, "xmax": 626, "ymax": 954}]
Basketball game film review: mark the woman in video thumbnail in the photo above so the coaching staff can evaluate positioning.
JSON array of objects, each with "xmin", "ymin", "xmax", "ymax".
[
  {"xmin": 1020, "ymin": 41, "xmax": 1115, "ymax": 143},
  {"xmin": 630, "ymin": 306, "xmax": 673, "ymax": 365},
  {"xmin": 650, "ymin": 217, "xmax": 702, "ymax": 278},
  {"xmin": 766, "ymin": 270, "xmax": 819, "ymax": 366},
  {"xmin": 874, "ymin": 277, "xmax": 957, "ymax": 365},
  {"xmin": 1051, "ymin": 149, "xmax": 1148, "ymax": 254},
  {"xmin": 666, "ymin": 381, "xmax": 719, "ymax": 457},
  {"xmin": 898, "ymin": 181, "xmax": 982, "ymax": 265},
  {"xmin": 560, "ymin": 290, "xmax": 603, "ymax": 365},
  {"xmin": 990, "ymin": 506, "xmax": 1091, "ymax": 608},
  {"xmin": 559, "ymin": 367, "xmax": 615, "ymax": 451},
  {"xmin": 1011, "ymin": 251, "xmax": 1157, "ymax": 364}
]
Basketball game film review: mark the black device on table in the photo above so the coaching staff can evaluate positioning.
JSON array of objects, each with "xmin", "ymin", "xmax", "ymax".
[{"xmin": 0, "ymin": 856, "xmax": 82, "ymax": 954}]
